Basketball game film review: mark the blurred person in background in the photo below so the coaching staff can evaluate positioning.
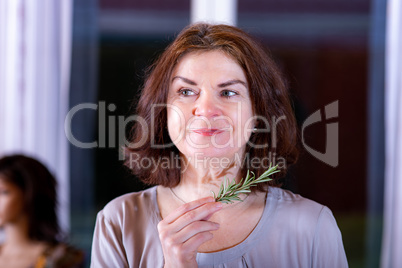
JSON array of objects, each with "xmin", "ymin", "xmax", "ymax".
[{"xmin": 0, "ymin": 155, "xmax": 84, "ymax": 268}]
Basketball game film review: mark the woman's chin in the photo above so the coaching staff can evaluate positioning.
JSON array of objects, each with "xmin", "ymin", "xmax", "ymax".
[{"xmin": 182, "ymin": 147, "xmax": 243, "ymax": 164}]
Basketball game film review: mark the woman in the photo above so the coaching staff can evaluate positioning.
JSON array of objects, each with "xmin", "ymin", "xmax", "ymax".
[
  {"xmin": 91, "ymin": 23, "xmax": 348, "ymax": 267},
  {"xmin": 0, "ymin": 155, "xmax": 83, "ymax": 268}
]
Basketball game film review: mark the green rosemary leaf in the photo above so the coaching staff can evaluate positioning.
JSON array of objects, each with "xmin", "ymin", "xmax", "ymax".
[{"xmin": 214, "ymin": 165, "xmax": 279, "ymax": 204}]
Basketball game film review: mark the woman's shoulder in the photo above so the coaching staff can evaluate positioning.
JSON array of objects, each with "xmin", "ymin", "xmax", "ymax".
[
  {"xmin": 257, "ymin": 187, "xmax": 347, "ymax": 267},
  {"xmin": 99, "ymin": 186, "xmax": 158, "ymax": 222},
  {"xmin": 267, "ymin": 186, "xmax": 335, "ymax": 227},
  {"xmin": 268, "ymin": 186, "xmax": 325, "ymax": 210}
]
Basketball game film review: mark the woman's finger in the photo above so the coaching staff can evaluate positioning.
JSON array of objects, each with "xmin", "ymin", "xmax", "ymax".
[
  {"xmin": 169, "ymin": 202, "xmax": 222, "ymax": 232},
  {"xmin": 172, "ymin": 220, "xmax": 220, "ymax": 244},
  {"xmin": 158, "ymin": 197, "xmax": 223, "ymax": 268},
  {"xmin": 163, "ymin": 196, "xmax": 217, "ymax": 224},
  {"xmin": 181, "ymin": 230, "xmax": 215, "ymax": 255}
]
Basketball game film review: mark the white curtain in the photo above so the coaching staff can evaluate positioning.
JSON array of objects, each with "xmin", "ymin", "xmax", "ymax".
[
  {"xmin": 382, "ymin": 0, "xmax": 402, "ymax": 267},
  {"xmin": 191, "ymin": 0, "xmax": 237, "ymax": 25},
  {"xmin": 0, "ymin": 0, "xmax": 72, "ymax": 231}
]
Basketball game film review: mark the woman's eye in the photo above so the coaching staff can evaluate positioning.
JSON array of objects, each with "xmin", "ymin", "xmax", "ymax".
[
  {"xmin": 221, "ymin": 90, "xmax": 237, "ymax": 98},
  {"xmin": 178, "ymin": 89, "xmax": 196, "ymax": 96}
]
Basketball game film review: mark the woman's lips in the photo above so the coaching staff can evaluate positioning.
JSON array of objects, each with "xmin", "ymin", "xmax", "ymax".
[{"xmin": 190, "ymin": 128, "xmax": 225, "ymax": 136}]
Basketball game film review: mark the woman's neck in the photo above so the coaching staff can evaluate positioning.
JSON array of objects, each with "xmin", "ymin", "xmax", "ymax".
[
  {"xmin": 174, "ymin": 153, "xmax": 243, "ymax": 202},
  {"xmin": 2, "ymin": 215, "xmax": 31, "ymax": 247},
  {"xmin": 0, "ymin": 217, "xmax": 48, "ymax": 268}
]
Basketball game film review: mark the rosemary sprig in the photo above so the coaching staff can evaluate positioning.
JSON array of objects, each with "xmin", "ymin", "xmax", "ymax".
[{"xmin": 213, "ymin": 164, "xmax": 279, "ymax": 204}]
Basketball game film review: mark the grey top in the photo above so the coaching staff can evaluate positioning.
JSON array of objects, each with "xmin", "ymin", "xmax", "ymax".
[{"xmin": 91, "ymin": 186, "xmax": 348, "ymax": 268}]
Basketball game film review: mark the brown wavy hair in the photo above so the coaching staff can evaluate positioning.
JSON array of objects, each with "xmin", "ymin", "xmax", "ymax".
[
  {"xmin": 0, "ymin": 154, "xmax": 60, "ymax": 244},
  {"xmin": 124, "ymin": 23, "xmax": 299, "ymax": 190}
]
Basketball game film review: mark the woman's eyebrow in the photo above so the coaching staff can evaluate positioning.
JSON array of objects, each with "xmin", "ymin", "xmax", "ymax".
[
  {"xmin": 171, "ymin": 76, "xmax": 197, "ymax": 85},
  {"xmin": 218, "ymin": 79, "xmax": 247, "ymax": 88},
  {"xmin": 171, "ymin": 76, "xmax": 247, "ymax": 88}
]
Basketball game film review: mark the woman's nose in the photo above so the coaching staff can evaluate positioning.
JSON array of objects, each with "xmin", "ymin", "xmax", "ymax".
[{"xmin": 193, "ymin": 92, "xmax": 222, "ymax": 118}]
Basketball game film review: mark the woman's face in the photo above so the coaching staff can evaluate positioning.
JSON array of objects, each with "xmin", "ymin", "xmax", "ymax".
[
  {"xmin": 0, "ymin": 176, "xmax": 25, "ymax": 227},
  {"xmin": 167, "ymin": 50, "xmax": 255, "ymax": 163}
]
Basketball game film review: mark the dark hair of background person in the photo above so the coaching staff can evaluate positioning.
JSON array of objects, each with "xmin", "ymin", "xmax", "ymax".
[
  {"xmin": 0, "ymin": 154, "xmax": 60, "ymax": 244},
  {"xmin": 124, "ymin": 23, "xmax": 299, "ymax": 191}
]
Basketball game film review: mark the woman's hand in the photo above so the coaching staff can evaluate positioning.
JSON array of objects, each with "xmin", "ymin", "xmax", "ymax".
[{"xmin": 157, "ymin": 196, "xmax": 223, "ymax": 268}]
